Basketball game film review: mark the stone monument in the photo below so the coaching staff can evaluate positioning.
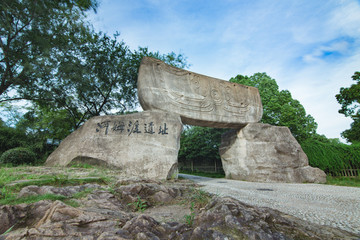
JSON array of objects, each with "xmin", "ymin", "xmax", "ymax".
[
  {"xmin": 138, "ymin": 57, "xmax": 263, "ymax": 128},
  {"xmin": 46, "ymin": 111, "xmax": 183, "ymax": 180},
  {"xmin": 46, "ymin": 57, "xmax": 326, "ymax": 183}
]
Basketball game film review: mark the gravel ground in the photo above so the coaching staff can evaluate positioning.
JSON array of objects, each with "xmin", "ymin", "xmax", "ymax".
[{"xmin": 179, "ymin": 174, "xmax": 360, "ymax": 235}]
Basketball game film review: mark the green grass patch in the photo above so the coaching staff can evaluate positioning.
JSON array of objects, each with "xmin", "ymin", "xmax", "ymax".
[
  {"xmin": 0, "ymin": 193, "xmax": 67, "ymax": 205},
  {"xmin": 0, "ymin": 186, "xmax": 96, "ymax": 206},
  {"xmin": 0, "ymin": 166, "xmax": 108, "ymax": 206},
  {"xmin": 64, "ymin": 199, "xmax": 81, "ymax": 208},
  {"xmin": 72, "ymin": 188, "xmax": 95, "ymax": 199},
  {"xmin": 69, "ymin": 163, "xmax": 95, "ymax": 169},
  {"xmin": 326, "ymin": 176, "xmax": 360, "ymax": 187},
  {"xmin": 0, "ymin": 168, "xmax": 27, "ymax": 186},
  {"xmin": 180, "ymin": 170, "xmax": 225, "ymax": 178},
  {"xmin": 4, "ymin": 176, "xmax": 106, "ymax": 192}
]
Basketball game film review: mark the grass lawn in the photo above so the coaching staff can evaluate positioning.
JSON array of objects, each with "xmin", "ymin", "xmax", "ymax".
[
  {"xmin": 0, "ymin": 164, "xmax": 111, "ymax": 205},
  {"xmin": 325, "ymin": 176, "xmax": 360, "ymax": 188}
]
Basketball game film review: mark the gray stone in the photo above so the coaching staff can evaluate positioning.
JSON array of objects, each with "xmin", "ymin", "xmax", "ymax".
[
  {"xmin": 137, "ymin": 57, "xmax": 263, "ymax": 128},
  {"xmin": 2, "ymin": 179, "xmax": 358, "ymax": 239},
  {"xmin": 45, "ymin": 111, "xmax": 183, "ymax": 180},
  {"xmin": 219, "ymin": 123, "xmax": 326, "ymax": 183}
]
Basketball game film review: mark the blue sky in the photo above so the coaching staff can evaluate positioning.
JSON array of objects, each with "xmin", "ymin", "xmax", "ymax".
[{"xmin": 88, "ymin": 0, "xmax": 360, "ymax": 141}]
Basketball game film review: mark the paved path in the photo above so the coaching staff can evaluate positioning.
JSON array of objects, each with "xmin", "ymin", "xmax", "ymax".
[{"xmin": 179, "ymin": 174, "xmax": 360, "ymax": 235}]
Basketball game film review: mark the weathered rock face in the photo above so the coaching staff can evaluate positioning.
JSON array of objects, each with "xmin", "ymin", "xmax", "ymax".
[
  {"xmin": 219, "ymin": 123, "xmax": 327, "ymax": 183},
  {"xmin": 45, "ymin": 111, "xmax": 183, "ymax": 180},
  {"xmin": 138, "ymin": 57, "xmax": 263, "ymax": 128},
  {"xmin": 2, "ymin": 180, "xmax": 357, "ymax": 240}
]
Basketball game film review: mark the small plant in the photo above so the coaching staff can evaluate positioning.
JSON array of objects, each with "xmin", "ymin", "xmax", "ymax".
[
  {"xmin": 106, "ymin": 183, "xmax": 118, "ymax": 195},
  {"xmin": 72, "ymin": 188, "xmax": 95, "ymax": 199},
  {"xmin": 1, "ymin": 224, "xmax": 16, "ymax": 236},
  {"xmin": 128, "ymin": 196, "xmax": 147, "ymax": 212},
  {"xmin": 64, "ymin": 199, "xmax": 80, "ymax": 208},
  {"xmin": 184, "ymin": 202, "xmax": 196, "ymax": 226},
  {"xmin": 0, "ymin": 186, "xmax": 15, "ymax": 200},
  {"xmin": 0, "ymin": 147, "xmax": 36, "ymax": 166},
  {"xmin": 53, "ymin": 174, "xmax": 69, "ymax": 186},
  {"xmin": 191, "ymin": 188, "xmax": 211, "ymax": 208}
]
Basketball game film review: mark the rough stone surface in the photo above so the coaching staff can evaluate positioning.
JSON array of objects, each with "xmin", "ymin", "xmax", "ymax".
[
  {"xmin": 45, "ymin": 111, "xmax": 183, "ymax": 180},
  {"xmin": 137, "ymin": 57, "xmax": 263, "ymax": 128},
  {"xmin": 2, "ymin": 179, "xmax": 358, "ymax": 240},
  {"xmin": 193, "ymin": 196, "xmax": 358, "ymax": 240},
  {"xmin": 219, "ymin": 123, "xmax": 327, "ymax": 183},
  {"xmin": 181, "ymin": 173, "xmax": 360, "ymax": 235}
]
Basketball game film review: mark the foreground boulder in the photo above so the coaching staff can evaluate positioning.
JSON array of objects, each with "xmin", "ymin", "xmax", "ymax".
[
  {"xmin": 45, "ymin": 111, "xmax": 183, "ymax": 179},
  {"xmin": 220, "ymin": 123, "xmax": 326, "ymax": 183},
  {"xmin": 137, "ymin": 57, "xmax": 263, "ymax": 128}
]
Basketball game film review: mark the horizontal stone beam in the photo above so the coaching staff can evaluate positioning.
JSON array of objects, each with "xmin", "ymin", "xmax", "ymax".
[{"xmin": 138, "ymin": 57, "xmax": 263, "ymax": 128}]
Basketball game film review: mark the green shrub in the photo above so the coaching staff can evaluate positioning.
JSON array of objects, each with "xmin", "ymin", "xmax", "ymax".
[
  {"xmin": 301, "ymin": 139, "xmax": 360, "ymax": 175},
  {"xmin": 0, "ymin": 147, "xmax": 37, "ymax": 166}
]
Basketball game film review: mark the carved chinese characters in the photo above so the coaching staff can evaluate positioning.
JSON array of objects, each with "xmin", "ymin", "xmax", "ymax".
[
  {"xmin": 95, "ymin": 119, "xmax": 169, "ymax": 136},
  {"xmin": 137, "ymin": 57, "xmax": 263, "ymax": 128},
  {"xmin": 45, "ymin": 111, "xmax": 183, "ymax": 180}
]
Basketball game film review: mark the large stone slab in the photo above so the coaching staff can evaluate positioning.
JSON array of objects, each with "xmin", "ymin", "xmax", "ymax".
[
  {"xmin": 219, "ymin": 123, "xmax": 326, "ymax": 183},
  {"xmin": 45, "ymin": 111, "xmax": 183, "ymax": 180},
  {"xmin": 138, "ymin": 57, "xmax": 263, "ymax": 128}
]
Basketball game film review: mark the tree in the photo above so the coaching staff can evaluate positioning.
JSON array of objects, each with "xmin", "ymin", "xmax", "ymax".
[
  {"xmin": 0, "ymin": 0, "xmax": 97, "ymax": 101},
  {"xmin": 179, "ymin": 126, "xmax": 225, "ymax": 172},
  {"xmin": 132, "ymin": 47, "xmax": 189, "ymax": 70},
  {"xmin": 28, "ymin": 32, "xmax": 137, "ymax": 131},
  {"xmin": 336, "ymin": 71, "xmax": 360, "ymax": 143},
  {"xmin": 26, "ymin": 32, "xmax": 189, "ymax": 132},
  {"xmin": 230, "ymin": 73, "xmax": 318, "ymax": 142}
]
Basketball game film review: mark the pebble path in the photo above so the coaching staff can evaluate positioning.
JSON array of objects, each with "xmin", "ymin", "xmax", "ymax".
[{"xmin": 179, "ymin": 174, "xmax": 360, "ymax": 235}]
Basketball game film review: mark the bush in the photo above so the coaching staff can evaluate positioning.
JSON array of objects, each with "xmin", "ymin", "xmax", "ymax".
[
  {"xmin": 0, "ymin": 147, "xmax": 37, "ymax": 166},
  {"xmin": 301, "ymin": 139, "xmax": 360, "ymax": 175},
  {"xmin": 0, "ymin": 125, "xmax": 29, "ymax": 155}
]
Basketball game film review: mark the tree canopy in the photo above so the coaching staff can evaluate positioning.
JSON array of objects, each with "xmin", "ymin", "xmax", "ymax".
[
  {"xmin": 230, "ymin": 73, "xmax": 318, "ymax": 142},
  {"xmin": 0, "ymin": 0, "xmax": 98, "ymax": 101},
  {"xmin": 336, "ymin": 71, "xmax": 360, "ymax": 143}
]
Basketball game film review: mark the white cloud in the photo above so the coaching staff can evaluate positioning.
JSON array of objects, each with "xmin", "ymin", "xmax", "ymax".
[
  {"xmin": 302, "ymin": 40, "xmax": 351, "ymax": 63},
  {"xmin": 329, "ymin": 0, "xmax": 360, "ymax": 36}
]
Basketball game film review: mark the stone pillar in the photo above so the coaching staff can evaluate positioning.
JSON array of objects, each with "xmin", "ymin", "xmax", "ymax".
[
  {"xmin": 219, "ymin": 123, "xmax": 326, "ymax": 183},
  {"xmin": 45, "ymin": 111, "xmax": 183, "ymax": 180}
]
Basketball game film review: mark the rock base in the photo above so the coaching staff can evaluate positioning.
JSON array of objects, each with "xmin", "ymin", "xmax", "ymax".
[
  {"xmin": 45, "ymin": 111, "xmax": 183, "ymax": 180},
  {"xmin": 1, "ymin": 179, "xmax": 357, "ymax": 239},
  {"xmin": 219, "ymin": 123, "xmax": 326, "ymax": 183}
]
